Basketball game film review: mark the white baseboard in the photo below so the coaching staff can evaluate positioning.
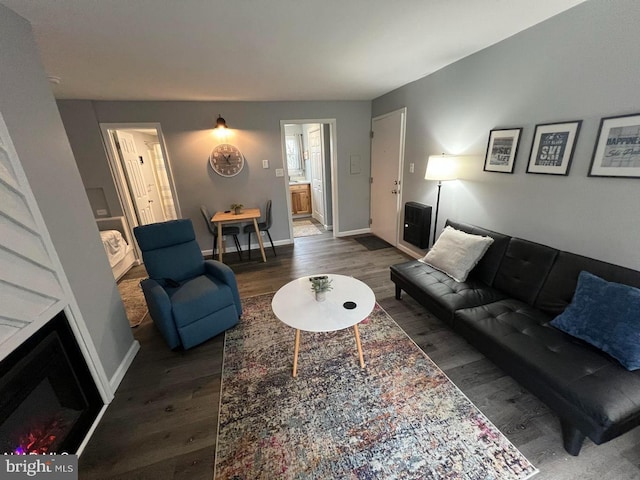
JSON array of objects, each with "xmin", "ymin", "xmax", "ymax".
[
  {"xmin": 396, "ymin": 243, "xmax": 424, "ymax": 259},
  {"xmin": 202, "ymin": 238, "xmax": 293, "ymax": 257},
  {"xmin": 109, "ymin": 339, "xmax": 140, "ymax": 393},
  {"xmin": 335, "ymin": 227, "xmax": 371, "ymax": 237}
]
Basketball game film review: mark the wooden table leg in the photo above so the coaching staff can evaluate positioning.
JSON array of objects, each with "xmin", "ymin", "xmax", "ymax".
[
  {"xmin": 217, "ymin": 222, "xmax": 223, "ymax": 262},
  {"xmin": 253, "ymin": 218, "xmax": 267, "ymax": 262},
  {"xmin": 353, "ymin": 324, "xmax": 365, "ymax": 368},
  {"xmin": 292, "ymin": 329, "xmax": 301, "ymax": 377}
]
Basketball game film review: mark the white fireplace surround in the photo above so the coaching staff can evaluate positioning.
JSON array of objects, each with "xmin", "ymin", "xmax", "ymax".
[{"xmin": 0, "ymin": 113, "xmax": 125, "ymax": 452}]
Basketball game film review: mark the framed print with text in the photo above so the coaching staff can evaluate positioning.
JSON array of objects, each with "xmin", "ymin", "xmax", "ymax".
[
  {"xmin": 527, "ymin": 120, "xmax": 582, "ymax": 175},
  {"xmin": 589, "ymin": 113, "xmax": 640, "ymax": 178},
  {"xmin": 483, "ymin": 128, "xmax": 523, "ymax": 173}
]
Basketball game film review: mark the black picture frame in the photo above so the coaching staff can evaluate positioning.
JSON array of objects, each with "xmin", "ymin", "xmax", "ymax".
[
  {"xmin": 526, "ymin": 120, "xmax": 582, "ymax": 176},
  {"xmin": 483, "ymin": 128, "xmax": 523, "ymax": 174},
  {"xmin": 589, "ymin": 113, "xmax": 640, "ymax": 178}
]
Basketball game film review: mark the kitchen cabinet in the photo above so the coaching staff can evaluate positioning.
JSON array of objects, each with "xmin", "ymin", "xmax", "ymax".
[{"xmin": 290, "ymin": 184, "xmax": 311, "ymax": 214}]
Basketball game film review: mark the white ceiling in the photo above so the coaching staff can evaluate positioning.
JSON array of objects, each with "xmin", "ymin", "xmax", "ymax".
[{"xmin": 2, "ymin": 0, "xmax": 586, "ymax": 101}]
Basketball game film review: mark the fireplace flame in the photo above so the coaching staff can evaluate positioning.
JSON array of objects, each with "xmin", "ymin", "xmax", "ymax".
[{"xmin": 13, "ymin": 418, "xmax": 65, "ymax": 455}]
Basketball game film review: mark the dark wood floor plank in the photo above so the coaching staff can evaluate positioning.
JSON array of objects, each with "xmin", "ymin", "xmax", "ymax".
[{"xmin": 79, "ymin": 231, "xmax": 640, "ymax": 479}]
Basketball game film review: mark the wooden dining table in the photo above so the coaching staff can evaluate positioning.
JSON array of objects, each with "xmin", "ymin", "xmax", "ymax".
[{"xmin": 211, "ymin": 208, "xmax": 267, "ymax": 263}]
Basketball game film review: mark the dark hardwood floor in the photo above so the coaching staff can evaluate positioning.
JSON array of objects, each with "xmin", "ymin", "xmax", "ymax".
[{"xmin": 79, "ymin": 231, "xmax": 640, "ymax": 479}]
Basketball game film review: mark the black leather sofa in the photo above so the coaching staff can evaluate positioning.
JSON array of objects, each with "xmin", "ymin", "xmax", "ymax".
[{"xmin": 390, "ymin": 219, "xmax": 640, "ymax": 455}]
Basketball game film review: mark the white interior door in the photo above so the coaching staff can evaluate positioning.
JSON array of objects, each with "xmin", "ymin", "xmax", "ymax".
[
  {"xmin": 370, "ymin": 108, "xmax": 406, "ymax": 245},
  {"xmin": 115, "ymin": 131, "xmax": 155, "ymax": 225},
  {"xmin": 309, "ymin": 126, "xmax": 325, "ymax": 224}
]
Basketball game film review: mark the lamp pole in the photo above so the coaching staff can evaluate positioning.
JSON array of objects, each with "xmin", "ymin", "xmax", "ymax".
[{"xmin": 432, "ymin": 180, "xmax": 442, "ymax": 246}]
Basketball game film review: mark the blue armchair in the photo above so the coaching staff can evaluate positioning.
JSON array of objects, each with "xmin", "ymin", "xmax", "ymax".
[{"xmin": 133, "ymin": 219, "xmax": 241, "ymax": 349}]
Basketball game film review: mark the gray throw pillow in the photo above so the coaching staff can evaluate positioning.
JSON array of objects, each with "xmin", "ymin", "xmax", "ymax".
[{"xmin": 420, "ymin": 226, "xmax": 494, "ymax": 282}]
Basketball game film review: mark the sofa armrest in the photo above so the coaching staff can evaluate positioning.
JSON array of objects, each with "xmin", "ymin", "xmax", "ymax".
[
  {"xmin": 140, "ymin": 278, "xmax": 181, "ymax": 349},
  {"xmin": 204, "ymin": 260, "xmax": 243, "ymax": 316}
]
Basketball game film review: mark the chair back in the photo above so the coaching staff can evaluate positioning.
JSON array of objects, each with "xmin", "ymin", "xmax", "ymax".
[
  {"xmin": 134, "ymin": 219, "xmax": 205, "ymax": 282},
  {"xmin": 265, "ymin": 200, "xmax": 273, "ymax": 229},
  {"xmin": 200, "ymin": 205, "xmax": 216, "ymax": 235}
]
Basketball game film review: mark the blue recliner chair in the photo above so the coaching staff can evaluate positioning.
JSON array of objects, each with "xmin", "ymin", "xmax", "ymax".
[{"xmin": 133, "ymin": 219, "xmax": 242, "ymax": 350}]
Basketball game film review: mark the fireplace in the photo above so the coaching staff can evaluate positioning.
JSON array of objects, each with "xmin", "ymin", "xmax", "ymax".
[{"xmin": 0, "ymin": 311, "xmax": 102, "ymax": 454}]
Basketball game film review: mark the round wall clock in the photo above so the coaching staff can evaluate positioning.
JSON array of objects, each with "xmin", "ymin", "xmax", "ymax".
[{"xmin": 209, "ymin": 144, "xmax": 245, "ymax": 177}]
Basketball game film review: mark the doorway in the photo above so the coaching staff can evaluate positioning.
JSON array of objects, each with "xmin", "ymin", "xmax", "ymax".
[
  {"xmin": 280, "ymin": 120, "xmax": 336, "ymax": 241},
  {"xmin": 370, "ymin": 108, "xmax": 406, "ymax": 246},
  {"xmin": 100, "ymin": 123, "xmax": 180, "ymax": 257}
]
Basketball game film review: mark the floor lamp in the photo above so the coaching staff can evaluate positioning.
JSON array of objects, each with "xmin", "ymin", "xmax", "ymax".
[{"xmin": 425, "ymin": 155, "xmax": 457, "ymax": 246}]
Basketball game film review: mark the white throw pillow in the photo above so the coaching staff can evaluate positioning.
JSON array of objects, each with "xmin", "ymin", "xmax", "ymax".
[{"xmin": 420, "ymin": 226, "xmax": 494, "ymax": 282}]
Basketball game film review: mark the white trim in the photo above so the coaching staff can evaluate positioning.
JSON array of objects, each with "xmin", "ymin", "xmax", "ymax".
[
  {"xmin": 335, "ymin": 228, "xmax": 371, "ymax": 237},
  {"xmin": 202, "ymin": 238, "xmax": 293, "ymax": 257},
  {"xmin": 396, "ymin": 243, "xmax": 423, "ymax": 259},
  {"xmin": 108, "ymin": 339, "xmax": 140, "ymax": 393}
]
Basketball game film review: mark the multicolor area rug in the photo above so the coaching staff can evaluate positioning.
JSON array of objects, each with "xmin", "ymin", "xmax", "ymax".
[
  {"xmin": 293, "ymin": 219, "xmax": 324, "ymax": 238},
  {"xmin": 215, "ymin": 293, "xmax": 538, "ymax": 479},
  {"xmin": 117, "ymin": 278, "xmax": 147, "ymax": 327}
]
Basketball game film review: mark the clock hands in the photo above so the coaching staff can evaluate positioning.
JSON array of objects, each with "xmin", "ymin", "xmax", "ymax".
[{"xmin": 210, "ymin": 145, "xmax": 243, "ymax": 176}]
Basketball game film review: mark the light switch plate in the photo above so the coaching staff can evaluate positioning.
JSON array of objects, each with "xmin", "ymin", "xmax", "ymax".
[
  {"xmin": 350, "ymin": 155, "xmax": 361, "ymax": 175},
  {"xmin": 275, "ymin": 168, "xmax": 284, "ymax": 177},
  {"xmin": 262, "ymin": 159, "xmax": 269, "ymax": 169},
  {"xmin": 409, "ymin": 163, "xmax": 415, "ymax": 173}
]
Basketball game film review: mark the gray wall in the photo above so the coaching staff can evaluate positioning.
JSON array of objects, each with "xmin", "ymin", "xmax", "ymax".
[
  {"xmin": 373, "ymin": 0, "xmax": 640, "ymax": 271},
  {"xmin": 58, "ymin": 100, "xmax": 372, "ymax": 252},
  {"xmin": 0, "ymin": 5, "xmax": 134, "ymax": 380}
]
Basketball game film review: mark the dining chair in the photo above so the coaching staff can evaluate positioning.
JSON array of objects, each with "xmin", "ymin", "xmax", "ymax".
[
  {"xmin": 200, "ymin": 205, "xmax": 243, "ymax": 261},
  {"xmin": 244, "ymin": 199, "xmax": 276, "ymax": 259}
]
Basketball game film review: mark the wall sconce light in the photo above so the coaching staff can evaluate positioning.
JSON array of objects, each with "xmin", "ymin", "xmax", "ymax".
[
  {"xmin": 425, "ymin": 154, "xmax": 458, "ymax": 245},
  {"xmin": 215, "ymin": 114, "xmax": 228, "ymax": 129}
]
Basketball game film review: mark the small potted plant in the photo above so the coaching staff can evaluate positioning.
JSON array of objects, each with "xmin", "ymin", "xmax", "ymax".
[
  {"xmin": 230, "ymin": 203, "xmax": 243, "ymax": 215},
  {"xmin": 309, "ymin": 275, "xmax": 332, "ymax": 302}
]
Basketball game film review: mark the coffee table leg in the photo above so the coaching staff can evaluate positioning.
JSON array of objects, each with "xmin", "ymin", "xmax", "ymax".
[
  {"xmin": 293, "ymin": 329, "xmax": 301, "ymax": 377},
  {"xmin": 353, "ymin": 324, "xmax": 365, "ymax": 368}
]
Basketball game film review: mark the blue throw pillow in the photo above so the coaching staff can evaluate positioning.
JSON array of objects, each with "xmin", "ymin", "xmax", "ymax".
[{"xmin": 551, "ymin": 271, "xmax": 640, "ymax": 371}]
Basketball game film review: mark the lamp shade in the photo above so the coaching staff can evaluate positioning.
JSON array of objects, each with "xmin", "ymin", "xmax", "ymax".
[{"xmin": 425, "ymin": 155, "xmax": 457, "ymax": 181}]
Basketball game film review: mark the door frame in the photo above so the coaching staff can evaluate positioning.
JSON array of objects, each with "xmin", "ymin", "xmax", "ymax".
[
  {"xmin": 279, "ymin": 119, "xmax": 338, "ymax": 240},
  {"xmin": 370, "ymin": 107, "xmax": 406, "ymax": 246},
  {"xmin": 99, "ymin": 122, "xmax": 181, "ymax": 258}
]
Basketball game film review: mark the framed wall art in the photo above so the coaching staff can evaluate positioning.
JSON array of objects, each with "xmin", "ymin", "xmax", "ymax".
[
  {"xmin": 589, "ymin": 113, "xmax": 640, "ymax": 178},
  {"xmin": 483, "ymin": 128, "xmax": 522, "ymax": 173},
  {"xmin": 526, "ymin": 120, "xmax": 582, "ymax": 175}
]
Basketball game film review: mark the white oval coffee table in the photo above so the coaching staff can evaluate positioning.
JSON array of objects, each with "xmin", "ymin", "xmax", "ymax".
[{"xmin": 272, "ymin": 274, "xmax": 375, "ymax": 377}]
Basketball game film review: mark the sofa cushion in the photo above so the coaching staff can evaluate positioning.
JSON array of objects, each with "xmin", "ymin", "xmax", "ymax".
[
  {"xmin": 454, "ymin": 299, "xmax": 640, "ymax": 442},
  {"xmin": 535, "ymin": 251, "xmax": 640, "ymax": 317},
  {"xmin": 169, "ymin": 275, "xmax": 234, "ymax": 328},
  {"xmin": 493, "ymin": 238, "xmax": 558, "ymax": 306},
  {"xmin": 390, "ymin": 260, "xmax": 507, "ymax": 323},
  {"xmin": 445, "ymin": 220, "xmax": 511, "ymax": 286},
  {"xmin": 421, "ymin": 226, "xmax": 494, "ymax": 282},
  {"xmin": 551, "ymin": 271, "xmax": 640, "ymax": 371}
]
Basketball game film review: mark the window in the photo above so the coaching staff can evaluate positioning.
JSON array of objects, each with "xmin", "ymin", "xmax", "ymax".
[{"xmin": 286, "ymin": 135, "xmax": 303, "ymax": 174}]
